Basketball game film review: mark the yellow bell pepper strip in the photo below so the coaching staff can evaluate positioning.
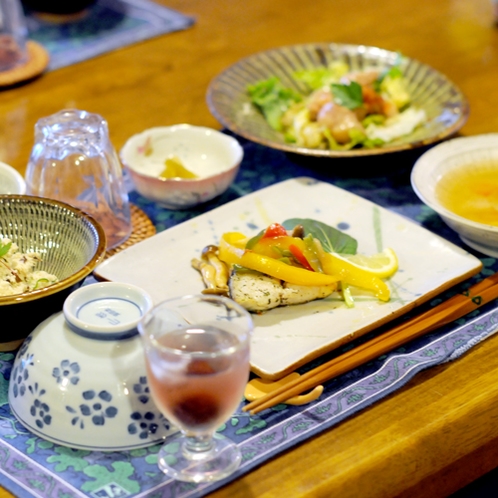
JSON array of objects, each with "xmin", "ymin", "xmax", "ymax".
[
  {"xmin": 239, "ymin": 250, "xmax": 339, "ymax": 286},
  {"xmin": 218, "ymin": 232, "xmax": 247, "ymax": 266},
  {"xmin": 316, "ymin": 244, "xmax": 390, "ymax": 301}
]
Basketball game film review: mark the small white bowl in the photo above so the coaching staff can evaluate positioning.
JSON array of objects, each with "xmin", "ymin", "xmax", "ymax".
[
  {"xmin": 411, "ymin": 133, "xmax": 498, "ymax": 257},
  {"xmin": 0, "ymin": 162, "xmax": 26, "ymax": 194},
  {"xmin": 8, "ymin": 282, "xmax": 178, "ymax": 451},
  {"xmin": 120, "ymin": 124, "xmax": 243, "ymax": 209}
]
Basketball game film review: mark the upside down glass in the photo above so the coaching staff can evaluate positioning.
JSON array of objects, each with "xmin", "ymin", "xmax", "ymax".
[
  {"xmin": 25, "ymin": 109, "xmax": 132, "ymax": 250},
  {"xmin": 138, "ymin": 294, "xmax": 253, "ymax": 483}
]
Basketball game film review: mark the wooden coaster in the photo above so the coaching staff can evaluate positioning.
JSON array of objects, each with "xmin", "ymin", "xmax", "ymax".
[
  {"xmin": 31, "ymin": 9, "xmax": 92, "ymax": 24},
  {"xmin": 0, "ymin": 40, "xmax": 50, "ymax": 87},
  {"xmin": 105, "ymin": 204, "xmax": 156, "ymax": 260}
]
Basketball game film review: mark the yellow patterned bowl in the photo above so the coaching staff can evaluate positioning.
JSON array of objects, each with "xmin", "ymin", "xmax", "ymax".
[{"xmin": 207, "ymin": 43, "xmax": 469, "ymax": 157}]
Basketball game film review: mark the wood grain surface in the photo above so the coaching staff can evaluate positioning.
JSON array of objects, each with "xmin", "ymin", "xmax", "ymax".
[{"xmin": 2, "ymin": 0, "xmax": 498, "ymax": 496}]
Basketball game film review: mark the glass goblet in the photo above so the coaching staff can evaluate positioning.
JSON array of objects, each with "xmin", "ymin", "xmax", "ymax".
[{"xmin": 138, "ymin": 294, "xmax": 253, "ymax": 483}]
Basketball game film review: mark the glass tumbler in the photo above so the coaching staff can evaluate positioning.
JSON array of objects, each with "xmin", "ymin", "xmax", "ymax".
[
  {"xmin": 0, "ymin": 0, "xmax": 28, "ymax": 72},
  {"xmin": 25, "ymin": 109, "xmax": 132, "ymax": 250}
]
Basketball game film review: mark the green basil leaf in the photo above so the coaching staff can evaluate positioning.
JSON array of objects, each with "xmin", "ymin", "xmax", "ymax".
[
  {"xmin": 282, "ymin": 218, "xmax": 357, "ymax": 255},
  {"xmin": 331, "ymin": 81, "xmax": 363, "ymax": 110}
]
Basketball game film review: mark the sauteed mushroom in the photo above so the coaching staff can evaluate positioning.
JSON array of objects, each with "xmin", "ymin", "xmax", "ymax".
[{"xmin": 191, "ymin": 245, "xmax": 229, "ymax": 295}]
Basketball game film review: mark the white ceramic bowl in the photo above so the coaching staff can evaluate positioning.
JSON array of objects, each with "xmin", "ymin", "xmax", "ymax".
[
  {"xmin": 0, "ymin": 162, "xmax": 26, "ymax": 194},
  {"xmin": 8, "ymin": 282, "xmax": 178, "ymax": 451},
  {"xmin": 120, "ymin": 124, "xmax": 243, "ymax": 209},
  {"xmin": 411, "ymin": 133, "xmax": 498, "ymax": 257}
]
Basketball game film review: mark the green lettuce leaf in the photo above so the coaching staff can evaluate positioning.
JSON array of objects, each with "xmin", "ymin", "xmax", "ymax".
[
  {"xmin": 293, "ymin": 61, "xmax": 349, "ymax": 90},
  {"xmin": 247, "ymin": 77, "xmax": 301, "ymax": 131}
]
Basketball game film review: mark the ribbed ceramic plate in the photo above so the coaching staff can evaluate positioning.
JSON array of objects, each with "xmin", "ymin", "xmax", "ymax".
[
  {"xmin": 207, "ymin": 43, "xmax": 469, "ymax": 157},
  {"xmin": 94, "ymin": 178, "xmax": 482, "ymax": 380}
]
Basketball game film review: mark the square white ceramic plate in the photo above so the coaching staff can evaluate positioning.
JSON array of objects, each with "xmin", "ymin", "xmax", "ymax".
[{"xmin": 94, "ymin": 177, "xmax": 482, "ymax": 379}]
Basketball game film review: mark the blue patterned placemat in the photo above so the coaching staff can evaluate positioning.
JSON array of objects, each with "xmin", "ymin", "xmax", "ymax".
[
  {"xmin": 0, "ymin": 135, "xmax": 497, "ymax": 497},
  {"xmin": 24, "ymin": 0, "xmax": 195, "ymax": 70}
]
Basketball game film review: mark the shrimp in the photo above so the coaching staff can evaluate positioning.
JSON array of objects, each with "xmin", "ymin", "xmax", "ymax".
[
  {"xmin": 306, "ymin": 88, "xmax": 333, "ymax": 120},
  {"xmin": 316, "ymin": 102, "xmax": 365, "ymax": 144},
  {"xmin": 340, "ymin": 69, "xmax": 380, "ymax": 87}
]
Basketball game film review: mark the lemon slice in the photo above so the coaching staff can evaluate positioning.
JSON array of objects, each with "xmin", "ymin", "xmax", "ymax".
[{"xmin": 338, "ymin": 248, "xmax": 398, "ymax": 279}]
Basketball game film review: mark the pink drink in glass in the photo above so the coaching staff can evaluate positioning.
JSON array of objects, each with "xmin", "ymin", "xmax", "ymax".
[
  {"xmin": 145, "ymin": 325, "xmax": 250, "ymax": 435},
  {"xmin": 139, "ymin": 294, "xmax": 253, "ymax": 483}
]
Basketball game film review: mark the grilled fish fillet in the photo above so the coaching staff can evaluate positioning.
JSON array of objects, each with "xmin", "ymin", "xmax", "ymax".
[{"xmin": 228, "ymin": 270, "xmax": 337, "ymax": 312}]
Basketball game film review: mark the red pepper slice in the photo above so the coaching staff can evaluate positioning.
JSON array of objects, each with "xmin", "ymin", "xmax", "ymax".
[
  {"xmin": 289, "ymin": 244, "xmax": 315, "ymax": 272},
  {"xmin": 262, "ymin": 223, "xmax": 288, "ymax": 239}
]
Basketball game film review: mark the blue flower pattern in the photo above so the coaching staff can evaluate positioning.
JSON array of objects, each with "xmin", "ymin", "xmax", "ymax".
[
  {"xmin": 133, "ymin": 376, "xmax": 150, "ymax": 403},
  {"xmin": 52, "ymin": 360, "xmax": 80, "ymax": 386},
  {"xmin": 11, "ymin": 352, "xmax": 34, "ymax": 398},
  {"xmin": 28, "ymin": 382, "xmax": 51, "ymax": 429},
  {"xmin": 11, "ymin": 347, "xmax": 168, "ymax": 443},
  {"xmin": 66, "ymin": 390, "xmax": 118, "ymax": 429},
  {"xmin": 127, "ymin": 376, "xmax": 170, "ymax": 439}
]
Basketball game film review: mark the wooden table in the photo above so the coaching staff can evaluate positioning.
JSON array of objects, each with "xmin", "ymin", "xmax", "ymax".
[{"xmin": 2, "ymin": 0, "xmax": 498, "ymax": 496}]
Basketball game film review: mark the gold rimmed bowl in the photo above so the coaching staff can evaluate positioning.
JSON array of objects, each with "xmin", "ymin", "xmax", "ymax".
[
  {"xmin": 0, "ymin": 195, "xmax": 106, "ymax": 350},
  {"xmin": 207, "ymin": 43, "xmax": 469, "ymax": 158}
]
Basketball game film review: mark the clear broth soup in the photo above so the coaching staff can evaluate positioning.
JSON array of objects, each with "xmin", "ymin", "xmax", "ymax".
[{"xmin": 435, "ymin": 160, "xmax": 498, "ymax": 227}]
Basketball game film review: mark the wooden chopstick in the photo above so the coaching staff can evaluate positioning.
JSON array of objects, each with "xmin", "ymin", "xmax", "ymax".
[{"xmin": 243, "ymin": 272, "xmax": 498, "ymax": 415}]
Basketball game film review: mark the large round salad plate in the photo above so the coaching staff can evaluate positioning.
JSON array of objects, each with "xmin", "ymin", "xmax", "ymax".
[{"xmin": 206, "ymin": 43, "xmax": 469, "ymax": 157}]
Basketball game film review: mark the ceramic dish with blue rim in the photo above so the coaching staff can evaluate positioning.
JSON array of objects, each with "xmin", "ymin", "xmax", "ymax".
[
  {"xmin": 206, "ymin": 43, "xmax": 469, "ymax": 157},
  {"xmin": 94, "ymin": 177, "xmax": 482, "ymax": 380}
]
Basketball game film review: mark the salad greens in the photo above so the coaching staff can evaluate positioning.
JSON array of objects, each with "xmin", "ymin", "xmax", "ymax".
[
  {"xmin": 293, "ymin": 61, "xmax": 349, "ymax": 90},
  {"xmin": 247, "ymin": 77, "xmax": 301, "ymax": 131},
  {"xmin": 246, "ymin": 55, "xmax": 424, "ymax": 151}
]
